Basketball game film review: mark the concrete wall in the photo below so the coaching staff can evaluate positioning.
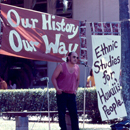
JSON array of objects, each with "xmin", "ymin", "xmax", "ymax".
[
  {"xmin": 48, "ymin": 61, "xmax": 58, "ymax": 87},
  {"xmin": 73, "ymin": 0, "xmax": 119, "ymax": 22},
  {"xmin": 72, "ymin": 0, "xmax": 120, "ymax": 87}
]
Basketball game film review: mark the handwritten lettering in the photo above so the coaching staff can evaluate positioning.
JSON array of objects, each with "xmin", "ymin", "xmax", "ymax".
[
  {"xmin": 42, "ymin": 14, "xmax": 79, "ymax": 39},
  {"xmin": 7, "ymin": 9, "xmax": 79, "ymax": 56},
  {"xmin": 98, "ymin": 82, "xmax": 121, "ymax": 104},
  {"xmin": 9, "ymin": 30, "xmax": 38, "ymax": 52},
  {"xmin": 102, "ymin": 70, "xmax": 115, "ymax": 85},
  {"xmin": 94, "ymin": 55, "xmax": 120, "ymax": 73},
  {"xmin": 92, "ymin": 35, "xmax": 126, "ymax": 120},
  {"xmin": 9, "ymin": 30, "xmax": 79, "ymax": 55},
  {"xmin": 102, "ymin": 97, "xmax": 123, "ymax": 119},
  {"xmin": 7, "ymin": 9, "xmax": 38, "ymax": 28},
  {"xmin": 95, "ymin": 41, "xmax": 118, "ymax": 59},
  {"xmin": 42, "ymin": 34, "xmax": 78, "ymax": 54}
]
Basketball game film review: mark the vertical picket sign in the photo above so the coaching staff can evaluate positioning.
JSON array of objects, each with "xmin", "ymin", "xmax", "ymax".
[{"xmin": 90, "ymin": 22, "xmax": 127, "ymax": 121}]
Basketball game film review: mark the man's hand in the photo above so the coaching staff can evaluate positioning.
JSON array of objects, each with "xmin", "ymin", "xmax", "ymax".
[{"xmin": 56, "ymin": 88, "xmax": 63, "ymax": 94}]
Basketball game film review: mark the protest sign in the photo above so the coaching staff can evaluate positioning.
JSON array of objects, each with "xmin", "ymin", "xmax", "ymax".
[
  {"xmin": 0, "ymin": 3, "xmax": 80, "ymax": 62},
  {"xmin": 92, "ymin": 35, "xmax": 127, "ymax": 121}
]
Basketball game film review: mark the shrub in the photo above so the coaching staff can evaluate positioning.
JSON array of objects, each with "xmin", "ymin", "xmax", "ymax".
[
  {"xmin": 76, "ymin": 87, "xmax": 101, "ymax": 123},
  {"xmin": 0, "ymin": 87, "xmax": 101, "ymax": 122}
]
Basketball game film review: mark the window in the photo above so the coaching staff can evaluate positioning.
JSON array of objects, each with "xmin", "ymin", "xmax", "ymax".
[{"xmin": 33, "ymin": 61, "xmax": 48, "ymax": 88}]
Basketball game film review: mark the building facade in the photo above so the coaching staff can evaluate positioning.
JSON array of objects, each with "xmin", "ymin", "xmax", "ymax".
[{"xmin": 0, "ymin": 0, "xmax": 125, "ymax": 88}]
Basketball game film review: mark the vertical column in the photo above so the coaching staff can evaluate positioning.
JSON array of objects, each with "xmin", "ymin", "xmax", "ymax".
[
  {"xmin": 119, "ymin": 0, "xmax": 130, "ymax": 121},
  {"xmin": 16, "ymin": 116, "xmax": 28, "ymax": 130},
  {"xmin": 47, "ymin": 0, "xmax": 56, "ymax": 15},
  {"xmin": 24, "ymin": 0, "xmax": 33, "ymax": 9}
]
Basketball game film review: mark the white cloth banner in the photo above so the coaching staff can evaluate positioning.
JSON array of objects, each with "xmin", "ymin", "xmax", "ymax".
[{"xmin": 92, "ymin": 35, "xmax": 127, "ymax": 121}]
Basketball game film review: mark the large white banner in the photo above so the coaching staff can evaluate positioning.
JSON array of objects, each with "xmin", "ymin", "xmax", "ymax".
[{"xmin": 92, "ymin": 35, "xmax": 127, "ymax": 121}]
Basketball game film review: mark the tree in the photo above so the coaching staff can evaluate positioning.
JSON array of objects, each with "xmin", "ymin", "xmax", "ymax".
[{"xmin": 119, "ymin": 0, "xmax": 130, "ymax": 120}]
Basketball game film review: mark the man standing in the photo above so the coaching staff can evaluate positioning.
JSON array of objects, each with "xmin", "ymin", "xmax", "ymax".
[{"xmin": 51, "ymin": 52, "xmax": 80, "ymax": 130}]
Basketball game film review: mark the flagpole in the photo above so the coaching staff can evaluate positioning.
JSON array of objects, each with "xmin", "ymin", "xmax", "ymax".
[
  {"xmin": 79, "ymin": 20, "xmax": 88, "ymax": 130},
  {"xmin": 47, "ymin": 77, "xmax": 51, "ymax": 130},
  {"xmin": 83, "ymin": 64, "xmax": 87, "ymax": 129}
]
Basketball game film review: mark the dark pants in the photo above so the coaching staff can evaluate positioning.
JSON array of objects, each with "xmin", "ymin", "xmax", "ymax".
[{"xmin": 56, "ymin": 92, "xmax": 79, "ymax": 130}]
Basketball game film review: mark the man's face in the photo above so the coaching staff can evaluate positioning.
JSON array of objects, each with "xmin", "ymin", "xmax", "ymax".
[{"xmin": 69, "ymin": 52, "xmax": 78, "ymax": 64}]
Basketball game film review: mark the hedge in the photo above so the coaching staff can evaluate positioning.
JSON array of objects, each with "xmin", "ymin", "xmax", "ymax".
[{"xmin": 0, "ymin": 87, "xmax": 101, "ymax": 122}]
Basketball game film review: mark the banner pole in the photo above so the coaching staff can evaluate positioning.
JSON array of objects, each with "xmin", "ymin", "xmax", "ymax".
[
  {"xmin": 83, "ymin": 65, "xmax": 86, "ymax": 129},
  {"xmin": 79, "ymin": 20, "xmax": 88, "ymax": 129},
  {"xmin": 80, "ymin": 62, "xmax": 88, "ymax": 130},
  {"xmin": 47, "ymin": 78, "xmax": 51, "ymax": 130},
  {"xmin": 82, "ymin": 63, "xmax": 88, "ymax": 130}
]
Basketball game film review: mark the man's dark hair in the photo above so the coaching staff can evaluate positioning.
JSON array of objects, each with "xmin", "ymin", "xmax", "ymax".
[
  {"xmin": 66, "ymin": 52, "xmax": 73, "ymax": 62},
  {"xmin": 90, "ymin": 69, "xmax": 93, "ymax": 76}
]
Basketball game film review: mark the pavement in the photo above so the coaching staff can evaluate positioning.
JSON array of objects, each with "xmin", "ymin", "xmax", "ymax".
[{"xmin": 0, "ymin": 116, "xmax": 111, "ymax": 130}]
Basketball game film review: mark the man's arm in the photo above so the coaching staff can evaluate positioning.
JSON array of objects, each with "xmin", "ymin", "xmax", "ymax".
[
  {"xmin": 86, "ymin": 76, "xmax": 90, "ymax": 88},
  {"xmin": 76, "ymin": 67, "xmax": 80, "ymax": 92},
  {"xmin": 51, "ymin": 64, "xmax": 63, "ymax": 94}
]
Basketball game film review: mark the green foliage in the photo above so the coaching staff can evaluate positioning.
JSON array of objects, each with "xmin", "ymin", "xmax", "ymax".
[
  {"xmin": 0, "ymin": 88, "xmax": 56, "ymax": 112},
  {"xmin": 0, "ymin": 87, "xmax": 101, "ymax": 122},
  {"xmin": 76, "ymin": 87, "xmax": 101, "ymax": 123}
]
